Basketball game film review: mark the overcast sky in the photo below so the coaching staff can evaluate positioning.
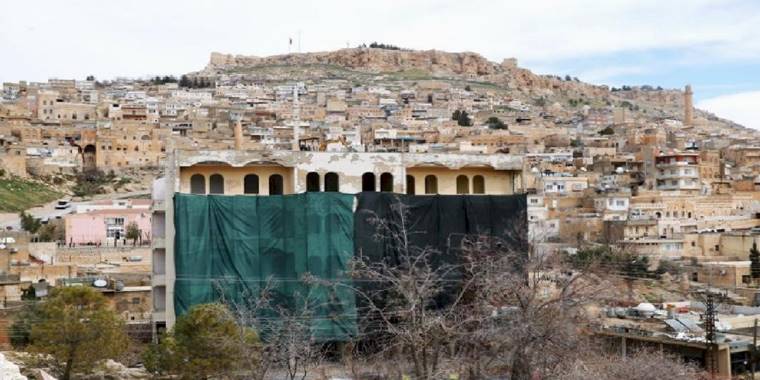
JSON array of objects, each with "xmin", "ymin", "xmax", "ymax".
[{"xmin": 1, "ymin": 0, "xmax": 759, "ymax": 128}]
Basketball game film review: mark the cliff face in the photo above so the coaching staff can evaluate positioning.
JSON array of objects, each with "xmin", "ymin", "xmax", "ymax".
[{"xmin": 207, "ymin": 48, "xmax": 508, "ymax": 76}]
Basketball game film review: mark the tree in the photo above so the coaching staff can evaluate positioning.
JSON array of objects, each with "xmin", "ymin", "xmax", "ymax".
[
  {"xmin": 9, "ymin": 302, "xmax": 44, "ymax": 349},
  {"xmin": 558, "ymin": 350, "xmax": 707, "ymax": 380},
  {"xmin": 750, "ymin": 242, "xmax": 760, "ymax": 279},
  {"xmin": 29, "ymin": 286, "xmax": 128, "ymax": 380},
  {"xmin": 453, "ymin": 110, "xmax": 472, "ymax": 126},
  {"xmin": 486, "ymin": 116, "xmax": 506, "ymax": 130},
  {"xmin": 179, "ymin": 75, "xmax": 191, "ymax": 88},
  {"xmin": 19, "ymin": 211, "xmax": 41, "ymax": 234},
  {"xmin": 126, "ymin": 221, "xmax": 140, "ymax": 246},
  {"xmin": 599, "ymin": 126, "xmax": 615, "ymax": 135},
  {"xmin": 85, "ymin": 75, "xmax": 95, "ymax": 81},
  {"xmin": 143, "ymin": 303, "xmax": 259, "ymax": 379},
  {"xmin": 464, "ymin": 85, "xmax": 472, "ymax": 92}
]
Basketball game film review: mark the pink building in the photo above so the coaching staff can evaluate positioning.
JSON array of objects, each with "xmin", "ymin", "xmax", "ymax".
[{"xmin": 65, "ymin": 200, "xmax": 152, "ymax": 246}]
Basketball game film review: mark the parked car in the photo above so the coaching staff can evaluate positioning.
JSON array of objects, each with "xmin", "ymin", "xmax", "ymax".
[{"xmin": 55, "ymin": 200, "xmax": 71, "ymax": 210}]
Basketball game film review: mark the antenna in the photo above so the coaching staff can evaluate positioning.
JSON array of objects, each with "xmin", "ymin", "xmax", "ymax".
[{"xmin": 298, "ymin": 30, "xmax": 302, "ymax": 53}]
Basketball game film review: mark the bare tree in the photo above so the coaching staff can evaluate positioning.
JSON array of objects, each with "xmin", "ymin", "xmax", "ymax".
[
  {"xmin": 349, "ymin": 197, "xmax": 608, "ymax": 380},
  {"xmin": 557, "ymin": 349, "xmax": 708, "ymax": 380},
  {"xmin": 215, "ymin": 277, "xmax": 326, "ymax": 380}
]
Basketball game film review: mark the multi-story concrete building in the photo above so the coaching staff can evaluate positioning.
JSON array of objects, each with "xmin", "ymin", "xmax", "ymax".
[
  {"xmin": 655, "ymin": 151, "xmax": 701, "ymax": 193},
  {"xmin": 151, "ymin": 149, "xmax": 525, "ymax": 334}
]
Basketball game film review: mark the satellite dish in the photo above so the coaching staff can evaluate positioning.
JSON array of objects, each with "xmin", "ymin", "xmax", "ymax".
[
  {"xmin": 0, "ymin": 244, "xmax": 6, "ymax": 250},
  {"xmin": 93, "ymin": 279, "xmax": 108, "ymax": 288}
]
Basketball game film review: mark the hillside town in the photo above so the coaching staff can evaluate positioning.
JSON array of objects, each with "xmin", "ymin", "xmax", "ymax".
[{"xmin": 2, "ymin": 47, "xmax": 760, "ymax": 378}]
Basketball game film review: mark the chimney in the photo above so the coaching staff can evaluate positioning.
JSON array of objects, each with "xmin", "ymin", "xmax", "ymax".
[
  {"xmin": 233, "ymin": 120, "xmax": 243, "ymax": 151},
  {"xmin": 684, "ymin": 85, "xmax": 693, "ymax": 126}
]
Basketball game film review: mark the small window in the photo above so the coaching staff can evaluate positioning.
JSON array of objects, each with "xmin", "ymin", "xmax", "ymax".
[
  {"xmin": 362, "ymin": 172, "xmax": 376, "ymax": 192},
  {"xmin": 456, "ymin": 175, "xmax": 469, "ymax": 194},
  {"xmin": 244, "ymin": 174, "xmax": 259, "ymax": 194},
  {"xmin": 325, "ymin": 172, "xmax": 339, "ymax": 192},
  {"xmin": 380, "ymin": 173, "xmax": 393, "ymax": 192},
  {"xmin": 473, "ymin": 175, "xmax": 485, "ymax": 194},
  {"xmin": 190, "ymin": 174, "xmax": 205, "ymax": 194},
  {"xmin": 306, "ymin": 172, "xmax": 320, "ymax": 192},
  {"xmin": 406, "ymin": 175, "xmax": 415, "ymax": 195},
  {"xmin": 424, "ymin": 175, "xmax": 438, "ymax": 194},
  {"xmin": 209, "ymin": 174, "xmax": 224, "ymax": 194},
  {"xmin": 269, "ymin": 174, "xmax": 284, "ymax": 195}
]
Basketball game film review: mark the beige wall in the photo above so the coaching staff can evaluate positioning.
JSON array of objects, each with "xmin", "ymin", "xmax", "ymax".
[
  {"xmin": 720, "ymin": 234, "xmax": 760, "ymax": 260},
  {"xmin": 406, "ymin": 167, "xmax": 516, "ymax": 195},
  {"xmin": 179, "ymin": 165, "xmax": 295, "ymax": 195}
]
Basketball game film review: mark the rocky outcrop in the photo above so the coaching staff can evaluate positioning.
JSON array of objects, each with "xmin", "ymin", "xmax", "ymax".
[{"xmin": 207, "ymin": 48, "xmax": 507, "ymax": 76}]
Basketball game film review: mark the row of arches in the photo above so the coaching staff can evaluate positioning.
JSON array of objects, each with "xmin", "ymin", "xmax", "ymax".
[
  {"xmin": 188, "ymin": 172, "xmax": 486, "ymax": 195},
  {"xmin": 190, "ymin": 174, "xmax": 284, "ymax": 195},
  {"xmin": 406, "ymin": 174, "xmax": 485, "ymax": 195}
]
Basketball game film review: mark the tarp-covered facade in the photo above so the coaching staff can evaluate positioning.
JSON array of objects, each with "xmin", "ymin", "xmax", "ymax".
[
  {"xmin": 173, "ymin": 192, "xmax": 527, "ymax": 341},
  {"xmin": 174, "ymin": 192, "xmax": 357, "ymax": 341}
]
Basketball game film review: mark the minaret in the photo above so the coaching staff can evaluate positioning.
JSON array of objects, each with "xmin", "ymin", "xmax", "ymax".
[
  {"xmin": 684, "ymin": 84, "xmax": 694, "ymax": 126},
  {"xmin": 233, "ymin": 119, "xmax": 243, "ymax": 151}
]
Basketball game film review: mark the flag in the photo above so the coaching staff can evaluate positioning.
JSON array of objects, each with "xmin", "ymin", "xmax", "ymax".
[{"xmin": 289, "ymin": 38, "xmax": 292, "ymax": 45}]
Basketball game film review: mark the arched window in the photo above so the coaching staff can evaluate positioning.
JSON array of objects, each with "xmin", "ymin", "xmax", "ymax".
[
  {"xmin": 325, "ymin": 172, "xmax": 339, "ymax": 192},
  {"xmin": 244, "ymin": 174, "xmax": 259, "ymax": 194},
  {"xmin": 473, "ymin": 175, "xmax": 485, "ymax": 194},
  {"xmin": 380, "ymin": 173, "xmax": 394, "ymax": 192},
  {"xmin": 424, "ymin": 175, "xmax": 438, "ymax": 194},
  {"xmin": 406, "ymin": 175, "xmax": 416, "ymax": 195},
  {"xmin": 362, "ymin": 172, "xmax": 376, "ymax": 192},
  {"xmin": 190, "ymin": 174, "xmax": 205, "ymax": 194},
  {"xmin": 456, "ymin": 175, "xmax": 469, "ymax": 194},
  {"xmin": 269, "ymin": 174, "xmax": 284, "ymax": 195},
  {"xmin": 209, "ymin": 174, "xmax": 225, "ymax": 194},
  {"xmin": 306, "ymin": 172, "xmax": 320, "ymax": 192}
]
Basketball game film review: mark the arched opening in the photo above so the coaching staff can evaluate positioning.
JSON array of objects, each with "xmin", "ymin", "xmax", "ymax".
[
  {"xmin": 190, "ymin": 174, "xmax": 206, "ymax": 194},
  {"xmin": 209, "ymin": 174, "xmax": 225, "ymax": 194},
  {"xmin": 244, "ymin": 174, "xmax": 259, "ymax": 194},
  {"xmin": 380, "ymin": 173, "xmax": 394, "ymax": 192},
  {"xmin": 473, "ymin": 175, "xmax": 485, "ymax": 194},
  {"xmin": 424, "ymin": 175, "xmax": 438, "ymax": 194},
  {"xmin": 82, "ymin": 144, "xmax": 96, "ymax": 171},
  {"xmin": 325, "ymin": 172, "xmax": 339, "ymax": 192},
  {"xmin": 306, "ymin": 172, "xmax": 320, "ymax": 192},
  {"xmin": 406, "ymin": 175, "xmax": 416, "ymax": 195},
  {"xmin": 362, "ymin": 172, "xmax": 376, "ymax": 192},
  {"xmin": 456, "ymin": 175, "xmax": 469, "ymax": 194},
  {"xmin": 269, "ymin": 174, "xmax": 284, "ymax": 195}
]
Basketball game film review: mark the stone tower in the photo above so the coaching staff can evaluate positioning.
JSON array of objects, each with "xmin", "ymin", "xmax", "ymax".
[{"xmin": 684, "ymin": 84, "xmax": 694, "ymax": 126}]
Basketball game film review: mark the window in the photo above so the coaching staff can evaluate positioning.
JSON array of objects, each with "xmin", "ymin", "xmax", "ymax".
[
  {"xmin": 406, "ymin": 175, "xmax": 415, "ymax": 195},
  {"xmin": 325, "ymin": 172, "xmax": 339, "ymax": 192},
  {"xmin": 190, "ymin": 174, "xmax": 205, "ymax": 194},
  {"xmin": 306, "ymin": 172, "xmax": 320, "ymax": 192},
  {"xmin": 456, "ymin": 175, "xmax": 469, "ymax": 194},
  {"xmin": 380, "ymin": 173, "xmax": 393, "ymax": 192},
  {"xmin": 209, "ymin": 174, "xmax": 224, "ymax": 194},
  {"xmin": 362, "ymin": 172, "xmax": 376, "ymax": 192},
  {"xmin": 244, "ymin": 174, "xmax": 259, "ymax": 194},
  {"xmin": 424, "ymin": 175, "xmax": 438, "ymax": 194},
  {"xmin": 269, "ymin": 174, "xmax": 284, "ymax": 195},
  {"xmin": 473, "ymin": 175, "xmax": 485, "ymax": 194}
]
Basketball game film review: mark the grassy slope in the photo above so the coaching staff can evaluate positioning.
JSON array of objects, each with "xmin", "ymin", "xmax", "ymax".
[{"xmin": 0, "ymin": 177, "xmax": 63, "ymax": 212}]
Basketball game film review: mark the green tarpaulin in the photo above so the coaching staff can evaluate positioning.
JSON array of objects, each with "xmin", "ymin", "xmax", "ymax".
[{"xmin": 174, "ymin": 192, "xmax": 357, "ymax": 341}]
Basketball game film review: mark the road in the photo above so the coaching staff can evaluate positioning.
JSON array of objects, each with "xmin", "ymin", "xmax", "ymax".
[{"xmin": 0, "ymin": 190, "xmax": 150, "ymax": 231}]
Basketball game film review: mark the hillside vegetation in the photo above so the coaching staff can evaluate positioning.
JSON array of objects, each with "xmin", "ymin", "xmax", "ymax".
[{"xmin": 0, "ymin": 176, "xmax": 62, "ymax": 212}]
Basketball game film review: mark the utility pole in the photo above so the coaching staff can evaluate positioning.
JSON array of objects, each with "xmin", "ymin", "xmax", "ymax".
[
  {"xmin": 752, "ymin": 318, "xmax": 757, "ymax": 380},
  {"xmin": 705, "ymin": 291, "xmax": 716, "ymax": 377}
]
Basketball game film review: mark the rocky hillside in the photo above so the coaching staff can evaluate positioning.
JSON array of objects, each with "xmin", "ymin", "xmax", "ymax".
[
  {"xmin": 198, "ymin": 47, "xmax": 752, "ymax": 132},
  {"xmin": 207, "ymin": 48, "xmax": 508, "ymax": 76}
]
